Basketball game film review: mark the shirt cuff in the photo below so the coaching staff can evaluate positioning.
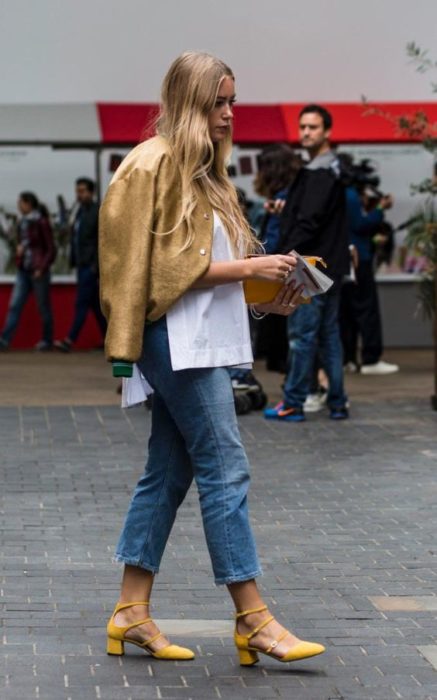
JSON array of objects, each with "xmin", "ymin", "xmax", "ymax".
[{"xmin": 112, "ymin": 361, "xmax": 133, "ymax": 378}]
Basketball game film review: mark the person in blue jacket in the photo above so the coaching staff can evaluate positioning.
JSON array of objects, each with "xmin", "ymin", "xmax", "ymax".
[{"xmin": 342, "ymin": 185, "xmax": 399, "ymax": 374}]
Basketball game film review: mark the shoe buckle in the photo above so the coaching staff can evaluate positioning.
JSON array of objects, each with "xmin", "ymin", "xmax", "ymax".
[{"xmin": 270, "ymin": 640, "xmax": 278, "ymax": 648}]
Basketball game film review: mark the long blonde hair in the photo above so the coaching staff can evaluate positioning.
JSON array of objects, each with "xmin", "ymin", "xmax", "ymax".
[{"xmin": 156, "ymin": 51, "xmax": 258, "ymax": 256}]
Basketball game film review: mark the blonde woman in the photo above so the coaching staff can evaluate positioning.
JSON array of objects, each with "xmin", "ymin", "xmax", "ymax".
[{"xmin": 100, "ymin": 52, "xmax": 325, "ymax": 666}]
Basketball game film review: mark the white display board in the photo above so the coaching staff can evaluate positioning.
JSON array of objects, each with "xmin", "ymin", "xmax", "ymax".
[
  {"xmin": 338, "ymin": 145, "xmax": 434, "ymax": 231},
  {"xmin": 0, "ymin": 146, "xmax": 131, "ymax": 277},
  {"xmin": 229, "ymin": 143, "xmax": 434, "ymax": 275},
  {"xmin": 0, "ymin": 143, "xmax": 433, "ymax": 277},
  {"xmin": 0, "ymin": 146, "xmax": 95, "ymax": 210}
]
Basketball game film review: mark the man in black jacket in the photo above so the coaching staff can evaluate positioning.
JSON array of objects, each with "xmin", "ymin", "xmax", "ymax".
[
  {"xmin": 264, "ymin": 105, "xmax": 349, "ymax": 421},
  {"xmin": 54, "ymin": 178, "xmax": 106, "ymax": 351}
]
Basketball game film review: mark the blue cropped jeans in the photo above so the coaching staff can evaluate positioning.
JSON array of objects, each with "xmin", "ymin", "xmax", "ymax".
[{"xmin": 115, "ymin": 317, "xmax": 261, "ymax": 585}]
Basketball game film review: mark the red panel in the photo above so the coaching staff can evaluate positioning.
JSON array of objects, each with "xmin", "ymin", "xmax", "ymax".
[
  {"xmin": 97, "ymin": 102, "xmax": 288, "ymax": 144},
  {"xmin": 232, "ymin": 105, "xmax": 288, "ymax": 142},
  {"xmin": 97, "ymin": 101, "xmax": 437, "ymax": 145},
  {"xmin": 97, "ymin": 103, "xmax": 159, "ymax": 144},
  {"xmin": 0, "ymin": 283, "xmax": 104, "ymax": 350},
  {"xmin": 280, "ymin": 103, "xmax": 437, "ymax": 143}
]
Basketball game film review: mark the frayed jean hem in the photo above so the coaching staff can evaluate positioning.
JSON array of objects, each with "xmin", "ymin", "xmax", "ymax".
[
  {"xmin": 113, "ymin": 554, "xmax": 159, "ymax": 574},
  {"xmin": 214, "ymin": 568, "xmax": 263, "ymax": 586}
]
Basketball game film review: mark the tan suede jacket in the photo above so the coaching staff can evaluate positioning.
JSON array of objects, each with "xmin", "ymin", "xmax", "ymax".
[{"xmin": 99, "ymin": 136, "xmax": 214, "ymax": 362}]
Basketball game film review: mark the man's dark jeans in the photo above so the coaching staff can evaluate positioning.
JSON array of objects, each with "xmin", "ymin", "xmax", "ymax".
[
  {"xmin": 284, "ymin": 286, "xmax": 347, "ymax": 410},
  {"xmin": 1, "ymin": 269, "xmax": 53, "ymax": 345},
  {"xmin": 68, "ymin": 266, "xmax": 106, "ymax": 342}
]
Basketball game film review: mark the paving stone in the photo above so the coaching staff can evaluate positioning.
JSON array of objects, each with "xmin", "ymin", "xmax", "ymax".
[
  {"xmin": 1, "ymin": 399, "xmax": 437, "ymax": 700},
  {"xmin": 417, "ymin": 645, "xmax": 437, "ymax": 671},
  {"xmin": 370, "ymin": 596, "xmax": 437, "ymax": 612}
]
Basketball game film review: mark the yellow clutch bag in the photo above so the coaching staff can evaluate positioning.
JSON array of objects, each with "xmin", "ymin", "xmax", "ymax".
[
  {"xmin": 243, "ymin": 279, "xmax": 284, "ymax": 304},
  {"xmin": 243, "ymin": 256, "xmax": 325, "ymax": 304}
]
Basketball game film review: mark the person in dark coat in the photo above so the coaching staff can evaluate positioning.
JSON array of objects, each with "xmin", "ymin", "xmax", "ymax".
[
  {"xmin": 264, "ymin": 104, "xmax": 349, "ymax": 421},
  {"xmin": 54, "ymin": 177, "xmax": 106, "ymax": 351},
  {"xmin": 0, "ymin": 192, "xmax": 55, "ymax": 351},
  {"xmin": 253, "ymin": 144, "xmax": 302, "ymax": 372}
]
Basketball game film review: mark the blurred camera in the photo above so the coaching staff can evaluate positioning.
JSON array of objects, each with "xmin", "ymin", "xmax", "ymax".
[{"xmin": 338, "ymin": 154, "xmax": 382, "ymax": 196}]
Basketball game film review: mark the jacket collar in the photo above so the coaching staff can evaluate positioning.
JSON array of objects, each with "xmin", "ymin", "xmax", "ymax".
[{"xmin": 305, "ymin": 150, "xmax": 337, "ymax": 170}]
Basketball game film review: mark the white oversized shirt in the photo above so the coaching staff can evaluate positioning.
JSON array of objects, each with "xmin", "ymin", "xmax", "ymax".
[
  {"xmin": 122, "ymin": 211, "xmax": 252, "ymax": 407},
  {"xmin": 166, "ymin": 211, "xmax": 253, "ymax": 370}
]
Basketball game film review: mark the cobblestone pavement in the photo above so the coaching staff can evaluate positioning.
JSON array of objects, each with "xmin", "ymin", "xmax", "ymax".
[{"xmin": 1, "ymin": 395, "xmax": 437, "ymax": 699}]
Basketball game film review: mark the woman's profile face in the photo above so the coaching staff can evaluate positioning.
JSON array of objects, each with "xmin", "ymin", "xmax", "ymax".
[
  {"xmin": 18, "ymin": 198, "xmax": 32, "ymax": 215},
  {"xmin": 208, "ymin": 76, "xmax": 235, "ymax": 143}
]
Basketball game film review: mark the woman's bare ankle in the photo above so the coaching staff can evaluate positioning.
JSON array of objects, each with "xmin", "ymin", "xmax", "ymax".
[
  {"xmin": 114, "ymin": 602, "xmax": 149, "ymax": 625},
  {"xmin": 237, "ymin": 608, "xmax": 270, "ymax": 635}
]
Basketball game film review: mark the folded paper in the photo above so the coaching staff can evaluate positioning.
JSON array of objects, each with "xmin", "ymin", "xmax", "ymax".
[{"xmin": 243, "ymin": 253, "xmax": 333, "ymax": 304}]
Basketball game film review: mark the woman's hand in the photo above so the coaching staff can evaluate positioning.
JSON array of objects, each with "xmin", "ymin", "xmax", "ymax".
[
  {"xmin": 247, "ymin": 253, "xmax": 297, "ymax": 282},
  {"xmin": 264, "ymin": 198, "xmax": 286, "ymax": 215},
  {"xmin": 254, "ymin": 283, "xmax": 304, "ymax": 316}
]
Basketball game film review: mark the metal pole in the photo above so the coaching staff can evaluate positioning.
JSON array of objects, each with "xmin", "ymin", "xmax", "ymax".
[
  {"xmin": 95, "ymin": 148, "xmax": 102, "ymax": 204},
  {"xmin": 432, "ymin": 224, "xmax": 437, "ymax": 410}
]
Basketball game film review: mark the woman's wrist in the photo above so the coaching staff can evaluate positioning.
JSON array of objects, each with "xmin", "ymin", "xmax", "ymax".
[{"xmin": 241, "ymin": 257, "xmax": 255, "ymax": 280}]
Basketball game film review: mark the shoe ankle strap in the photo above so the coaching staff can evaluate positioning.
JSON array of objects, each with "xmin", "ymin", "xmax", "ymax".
[
  {"xmin": 114, "ymin": 601, "xmax": 150, "ymax": 613},
  {"xmin": 235, "ymin": 604, "xmax": 268, "ymax": 619},
  {"xmin": 246, "ymin": 614, "xmax": 275, "ymax": 640}
]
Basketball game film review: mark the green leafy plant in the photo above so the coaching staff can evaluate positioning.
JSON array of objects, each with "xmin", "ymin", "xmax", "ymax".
[
  {"xmin": 403, "ymin": 43, "xmax": 437, "ymax": 320},
  {"xmin": 405, "ymin": 205, "xmax": 436, "ymax": 318},
  {"xmin": 365, "ymin": 43, "xmax": 437, "ymax": 318},
  {"xmin": 364, "ymin": 43, "xmax": 437, "ymax": 409}
]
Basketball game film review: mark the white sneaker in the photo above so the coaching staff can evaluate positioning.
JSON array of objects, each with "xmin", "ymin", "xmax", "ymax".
[
  {"xmin": 344, "ymin": 361, "xmax": 358, "ymax": 373},
  {"xmin": 360, "ymin": 360, "xmax": 399, "ymax": 375},
  {"xmin": 304, "ymin": 391, "xmax": 327, "ymax": 413}
]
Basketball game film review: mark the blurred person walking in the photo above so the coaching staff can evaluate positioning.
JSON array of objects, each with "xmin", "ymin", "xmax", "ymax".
[
  {"xmin": 100, "ymin": 51, "xmax": 325, "ymax": 666},
  {"xmin": 54, "ymin": 178, "xmax": 106, "ymax": 351},
  {"xmin": 264, "ymin": 105, "xmax": 350, "ymax": 421},
  {"xmin": 253, "ymin": 144, "xmax": 302, "ymax": 372},
  {"xmin": 255, "ymin": 145, "xmax": 302, "ymax": 255},
  {"xmin": 0, "ymin": 192, "xmax": 55, "ymax": 351}
]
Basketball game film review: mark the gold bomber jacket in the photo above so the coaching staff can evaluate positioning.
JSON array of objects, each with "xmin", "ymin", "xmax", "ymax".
[{"xmin": 99, "ymin": 136, "xmax": 214, "ymax": 362}]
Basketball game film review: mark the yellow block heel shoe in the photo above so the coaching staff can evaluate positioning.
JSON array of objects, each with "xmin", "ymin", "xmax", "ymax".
[
  {"xmin": 234, "ymin": 605, "xmax": 325, "ymax": 666},
  {"xmin": 106, "ymin": 601, "xmax": 195, "ymax": 660}
]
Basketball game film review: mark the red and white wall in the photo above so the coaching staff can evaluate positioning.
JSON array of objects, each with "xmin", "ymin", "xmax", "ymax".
[{"xmin": 1, "ymin": 0, "xmax": 436, "ymax": 348}]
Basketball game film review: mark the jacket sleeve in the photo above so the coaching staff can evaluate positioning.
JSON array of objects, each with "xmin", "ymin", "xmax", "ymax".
[
  {"xmin": 346, "ymin": 188, "xmax": 383, "ymax": 238},
  {"xmin": 38, "ymin": 219, "xmax": 56, "ymax": 272},
  {"xmin": 99, "ymin": 167, "xmax": 156, "ymax": 363},
  {"xmin": 280, "ymin": 171, "xmax": 337, "ymax": 253}
]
